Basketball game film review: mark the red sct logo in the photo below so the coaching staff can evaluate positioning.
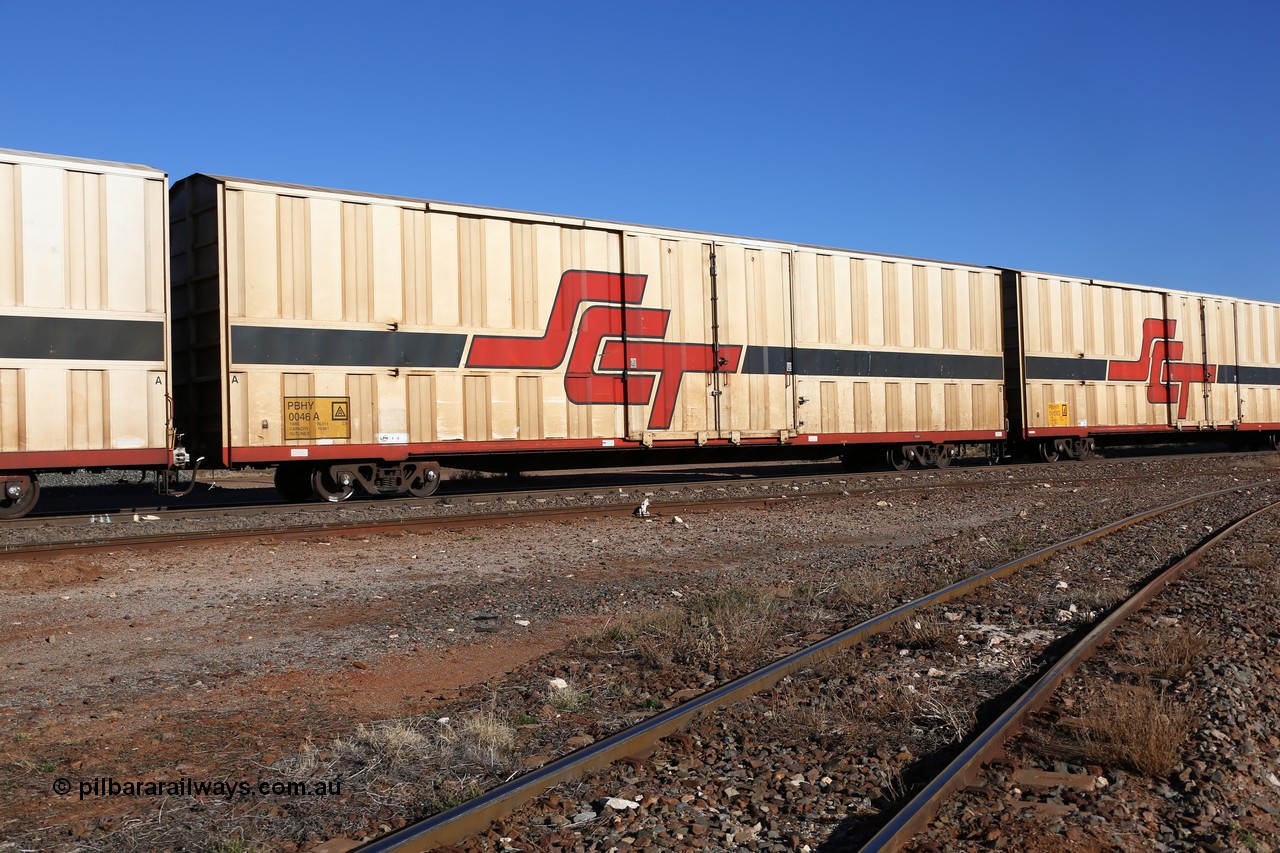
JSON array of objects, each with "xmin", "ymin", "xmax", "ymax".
[
  {"xmin": 466, "ymin": 270, "xmax": 742, "ymax": 430},
  {"xmin": 1106, "ymin": 318, "xmax": 1216, "ymax": 419}
]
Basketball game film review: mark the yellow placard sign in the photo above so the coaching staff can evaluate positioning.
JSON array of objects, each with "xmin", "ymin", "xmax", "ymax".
[
  {"xmin": 284, "ymin": 397, "xmax": 351, "ymax": 440},
  {"xmin": 1047, "ymin": 403, "xmax": 1069, "ymax": 427}
]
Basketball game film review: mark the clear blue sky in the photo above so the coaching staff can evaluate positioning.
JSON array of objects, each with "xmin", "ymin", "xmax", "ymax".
[{"xmin": 4, "ymin": 1, "xmax": 1276, "ymax": 301}]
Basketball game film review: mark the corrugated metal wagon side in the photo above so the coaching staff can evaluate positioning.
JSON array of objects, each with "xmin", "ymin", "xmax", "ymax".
[
  {"xmin": 168, "ymin": 173, "xmax": 1020, "ymax": 504},
  {"xmin": 789, "ymin": 250, "xmax": 1006, "ymax": 470},
  {"xmin": 1003, "ymin": 269, "xmax": 1280, "ymax": 459},
  {"xmin": 0, "ymin": 149, "xmax": 181, "ymax": 518},
  {"xmin": 170, "ymin": 174, "xmax": 661, "ymax": 502}
]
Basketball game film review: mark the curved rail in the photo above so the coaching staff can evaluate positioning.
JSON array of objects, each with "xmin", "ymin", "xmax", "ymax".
[
  {"xmin": 349, "ymin": 479, "xmax": 1277, "ymax": 853},
  {"xmin": 857, "ymin": 497, "xmax": 1280, "ymax": 851}
]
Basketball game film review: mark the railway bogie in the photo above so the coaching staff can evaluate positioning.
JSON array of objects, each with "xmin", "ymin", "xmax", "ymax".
[{"xmin": 271, "ymin": 460, "xmax": 442, "ymax": 502}]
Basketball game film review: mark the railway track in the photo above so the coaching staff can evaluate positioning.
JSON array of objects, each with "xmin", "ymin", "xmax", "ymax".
[
  {"xmin": 6, "ymin": 460, "xmax": 1277, "ymax": 852},
  {"xmin": 345, "ymin": 479, "xmax": 1279, "ymax": 853},
  {"xmin": 858, "ymin": 499, "xmax": 1280, "ymax": 851},
  {"xmin": 3, "ymin": 453, "xmax": 1273, "ymax": 558},
  {"xmin": 19, "ymin": 447, "xmax": 1275, "ymax": 525}
]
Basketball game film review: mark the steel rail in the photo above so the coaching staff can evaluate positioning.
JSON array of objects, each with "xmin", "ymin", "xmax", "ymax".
[
  {"xmin": 15, "ymin": 451, "xmax": 1273, "ymax": 531},
  {"xmin": 0, "ymin": 495, "xmax": 787, "ymax": 560},
  {"xmin": 6, "ymin": 463, "xmax": 1268, "ymax": 558},
  {"xmin": 349, "ymin": 479, "xmax": 1278, "ymax": 853},
  {"xmin": 856, "ymin": 497, "xmax": 1280, "ymax": 852}
]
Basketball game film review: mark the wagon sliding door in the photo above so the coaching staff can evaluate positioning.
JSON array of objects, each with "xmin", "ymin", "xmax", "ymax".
[
  {"xmin": 620, "ymin": 234, "xmax": 793, "ymax": 442},
  {"xmin": 1165, "ymin": 294, "xmax": 1235, "ymax": 428},
  {"xmin": 615, "ymin": 234, "xmax": 712, "ymax": 440},
  {"xmin": 1202, "ymin": 298, "xmax": 1240, "ymax": 426},
  {"xmin": 713, "ymin": 242, "xmax": 795, "ymax": 440}
]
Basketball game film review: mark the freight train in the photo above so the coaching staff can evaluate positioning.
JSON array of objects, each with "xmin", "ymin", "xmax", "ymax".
[{"xmin": 0, "ymin": 147, "xmax": 1276, "ymax": 518}]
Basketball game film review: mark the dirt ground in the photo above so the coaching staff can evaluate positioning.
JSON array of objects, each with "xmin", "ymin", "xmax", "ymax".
[{"xmin": 0, "ymin": 454, "xmax": 1274, "ymax": 850}]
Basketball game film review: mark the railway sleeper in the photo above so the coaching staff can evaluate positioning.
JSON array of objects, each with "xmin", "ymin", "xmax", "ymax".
[{"xmin": 275, "ymin": 460, "xmax": 441, "ymax": 503}]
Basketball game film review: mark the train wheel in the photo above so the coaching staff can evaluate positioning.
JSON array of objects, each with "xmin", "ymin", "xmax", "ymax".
[
  {"xmin": 1271, "ymin": 433, "xmax": 1279, "ymax": 451},
  {"xmin": 1038, "ymin": 441, "xmax": 1061, "ymax": 463},
  {"xmin": 932, "ymin": 445, "xmax": 952, "ymax": 469},
  {"xmin": 0, "ymin": 474, "xmax": 39, "ymax": 520},
  {"xmin": 407, "ymin": 463, "xmax": 441, "ymax": 498},
  {"xmin": 274, "ymin": 463, "xmax": 315, "ymax": 502},
  {"xmin": 886, "ymin": 447, "xmax": 911, "ymax": 471},
  {"xmin": 312, "ymin": 467, "xmax": 356, "ymax": 503}
]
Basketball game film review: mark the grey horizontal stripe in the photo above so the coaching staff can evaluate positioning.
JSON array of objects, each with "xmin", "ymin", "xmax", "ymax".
[
  {"xmin": 743, "ymin": 346, "xmax": 1004, "ymax": 380},
  {"xmin": 1223, "ymin": 365, "xmax": 1280, "ymax": 386},
  {"xmin": 1024, "ymin": 356, "xmax": 1109, "ymax": 382},
  {"xmin": 231, "ymin": 325, "xmax": 467, "ymax": 368},
  {"xmin": 0, "ymin": 315, "xmax": 164, "ymax": 362}
]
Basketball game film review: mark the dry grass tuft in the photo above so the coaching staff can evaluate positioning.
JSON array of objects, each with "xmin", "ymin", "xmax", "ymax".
[
  {"xmin": 270, "ymin": 712, "xmax": 517, "ymax": 811},
  {"xmin": 1075, "ymin": 680, "xmax": 1194, "ymax": 777},
  {"xmin": 436, "ymin": 711, "xmax": 517, "ymax": 772},
  {"xmin": 1236, "ymin": 544, "xmax": 1272, "ymax": 571},
  {"xmin": 1234, "ymin": 543, "xmax": 1279, "ymax": 597},
  {"xmin": 1227, "ymin": 453, "xmax": 1280, "ymax": 470},
  {"xmin": 855, "ymin": 671, "xmax": 974, "ymax": 744},
  {"xmin": 604, "ymin": 584, "xmax": 783, "ymax": 671},
  {"xmin": 804, "ymin": 645, "xmax": 861, "ymax": 681},
  {"xmin": 791, "ymin": 690, "xmax": 859, "ymax": 735},
  {"xmin": 794, "ymin": 568, "xmax": 896, "ymax": 615},
  {"xmin": 1126, "ymin": 624, "xmax": 1209, "ymax": 681},
  {"xmin": 897, "ymin": 611, "xmax": 961, "ymax": 653},
  {"xmin": 547, "ymin": 679, "xmax": 591, "ymax": 711},
  {"xmin": 911, "ymin": 691, "xmax": 976, "ymax": 745},
  {"xmin": 208, "ymin": 840, "xmax": 268, "ymax": 853}
]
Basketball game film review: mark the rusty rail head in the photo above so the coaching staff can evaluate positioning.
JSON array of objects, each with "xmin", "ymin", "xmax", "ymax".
[
  {"xmin": 351, "ymin": 480, "xmax": 1278, "ymax": 853},
  {"xmin": 856, "ymin": 497, "xmax": 1280, "ymax": 853},
  {"xmin": 3, "ymin": 464, "xmax": 1215, "ymax": 561},
  {"xmin": 0, "ymin": 496, "xmax": 783, "ymax": 561}
]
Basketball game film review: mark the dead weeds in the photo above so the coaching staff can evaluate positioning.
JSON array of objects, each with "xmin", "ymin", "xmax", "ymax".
[
  {"xmin": 1124, "ymin": 623, "xmax": 1210, "ymax": 682},
  {"xmin": 600, "ymin": 584, "xmax": 783, "ymax": 671},
  {"xmin": 896, "ymin": 611, "xmax": 962, "ymax": 653},
  {"xmin": 1074, "ymin": 679, "xmax": 1195, "ymax": 777}
]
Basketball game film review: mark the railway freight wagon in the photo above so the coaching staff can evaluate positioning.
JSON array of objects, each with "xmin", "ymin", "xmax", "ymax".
[
  {"xmin": 0, "ymin": 149, "xmax": 187, "ymax": 518},
  {"xmin": 1001, "ymin": 270, "xmax": 1280, "ymax": 459},
  {"xmin": 168, "ymin": 173, "xmax": 1008, "ymax": 502}
]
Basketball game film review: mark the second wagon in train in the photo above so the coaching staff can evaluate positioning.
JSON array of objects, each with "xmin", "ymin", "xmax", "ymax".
[{"xmin": 168, "ymin": 174, "xmax": 1009, "ymax": 501}]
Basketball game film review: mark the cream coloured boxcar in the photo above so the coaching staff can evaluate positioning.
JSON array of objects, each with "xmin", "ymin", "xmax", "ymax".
[
  {"xmin": 789, "ymin": 248, "xmax": 1006, "ymax": 469},
  {"xmin": 0, "ymin": 149, "xmax": 184, "ymax": 517},
  {"xmin": 169, "ymin": 173, "xmax": 1009, "ymax": 502},
  {"xmin": 1002, "ymin": 269, "xmax": 1280, "ymax": 459}
]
